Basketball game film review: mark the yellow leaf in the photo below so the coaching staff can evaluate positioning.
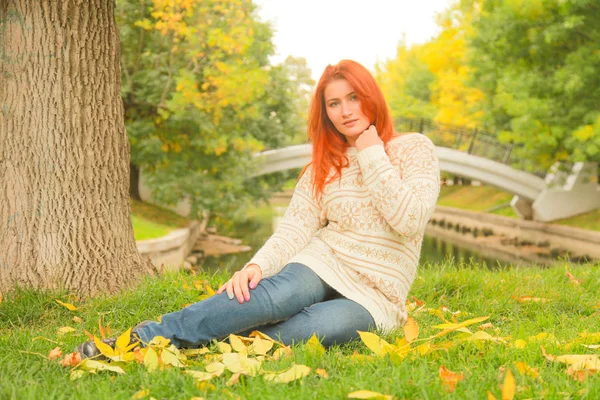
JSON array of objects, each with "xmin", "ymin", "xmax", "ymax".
[
  {"xmin": 515, "ymin": 296, "xmax": 549, "ymax": 303},
  {"xmin": 501, "ymin": 369, "xmax": 515, "ymax": 400},
  {"xmin": 147, "ymin": 336, "xmax": 170, "ymax": 348},
  {"xmin": 272, "ymin": 346, "xmax": 292, "ymax": 360},
  {"xmin": 185, "ymin": 370, "xmax": 215, "ymax": 382},
  {"xmin": 487, "ymin": 391, "xmax": 498, "ymax": 400},
  {"xmin": 221, "ymin": 352, "xmax": 243, "ymax": 373},
  {"xmin": 181, "ymin": 347, "xmax": 211, "ymax": 357},
  {"xmin": 226, "ymin": 372, "xmax": 241, "ymax": 386},
  {"xmin": 347, "ymin": 390, "xmax": 393, "ymax": 399},
  {"xmin": 515, "ymin": 361, "xmax": 539, "ymax": 380},
  {"xmin": 229, "ymin": 334, "xmax": 247, "ymax": 354},
  {"xmin": 55, "ymin": 299, "xmax": 78, "ymax": 311},
  {"xmin": 144, "ymin": 347, "xmax": 159, "ymax": 372},
  {"xmin": 263, "ymin": 364, "xmax": 311, "ymax": 383},
  {"xmin": 205, "ymin": 284, "xmax": 216, "ymax": 296},
  {"xmin": 79, "ymin": 359, "xmax": 125, "ymax": 375},
  {"xmin": 416, "ymin": 342, "xmax": 431, "ymax": 356},
  {"xmin": 131, "ymin": 389, "xmax": 150, "ymax": 399},
  {"xmin": 465, "ymin": 331, "xmax": 506, "ymax": 344},
  {"xmin": 432, "ymin": 316, "xmax": 490, "ymax": 338},
  {"xmin": 513, "ymin": 339, "xmax": 527, "ymax": 349},
  {"xmin": 357, "ymin": 331, "xmax": 393, "ymax": 356},
  {"xmin": 70, "ymin": 370, "xmax": 85, "ymax": 380},
  {"xmin": 403, "ymin": 317, "xmax": 419, "ymax": 342},
  {"xmin": 315, "ymin": 368, "xmax": 329, "ymax": 378},
  {"xmin": 73, "ymin": 316, "xmax": 82, "ymax": 323},
  {"xmin": 216, "ymin": 341, "xmax": 232, "ymax": 353},
  {"xmin": 57, "ymin": 326, "xmax": 76, "ymax": 336},
  {"xmin": 306, "ymin": 334, "xmax": 325, "ymax": 356},
  {"xmin": 250, "ymin": 330, "xmax": 284, "ymax": 346},
  {"xmin": 248, "ymin": 336, "xmax": 273, "ymax": 355},
  {"xmin": 94, "ymin": 336, "xmax": 115, "ymax": 357},
  {"xmin": 205, "ymin": 362, "xmax": 225, "ymax": 377},
  {"xmin": 196, "ymin": 381, "xmax": 215, "ymax": 392},
  {"xmin": 161, "ymin": 347, "xmax": 186, "ymax": 368},
  {"xmin": 116, "ymin": 328, "xmax": 133, "ymax": 353}
]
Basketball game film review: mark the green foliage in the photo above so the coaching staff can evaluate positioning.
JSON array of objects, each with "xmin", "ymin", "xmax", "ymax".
[
  {"xmin": 465, "ymin": 0, "xmax": 600, "ymax": 167},
  {"xmin": 115, "ymin": 0, "xmax": 312, "ymax": 219}
]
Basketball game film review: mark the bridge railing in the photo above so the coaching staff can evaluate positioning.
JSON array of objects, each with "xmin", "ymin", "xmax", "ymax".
[{"xmin": 397, "ymin": 117, "xmax": 548, "ymax": 178}]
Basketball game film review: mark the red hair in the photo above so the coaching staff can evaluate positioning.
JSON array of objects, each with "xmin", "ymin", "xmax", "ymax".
[{"xmin": 302, "ymin": 59, "xmax": 394, "ymax": 199}]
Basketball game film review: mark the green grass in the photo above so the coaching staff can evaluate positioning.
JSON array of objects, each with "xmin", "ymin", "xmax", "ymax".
[
  {"xmin": 438, "ymin": 185, "xmax": 600, "ymax": 229},
  {"xmin": 130, "ymin": 199, "xmax": 190, "ymax": 241},
  {"xmin": 1, "ymin": 261, "xmax": 599, "ymax": 399}
]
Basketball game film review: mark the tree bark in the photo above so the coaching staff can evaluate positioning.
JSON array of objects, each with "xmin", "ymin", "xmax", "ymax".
[
  {"xmin": 0, "ymin": 0, "xmax": 152, "ymax": 296},
  {"xmin": 129, "ymin": 163, "xmax": 141, "ymax": 201}
]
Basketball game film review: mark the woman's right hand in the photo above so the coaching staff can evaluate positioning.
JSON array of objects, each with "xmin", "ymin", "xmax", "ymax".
[{"xmin": 216, "ymin": 263, "xmax": 263, "ymax": 304}]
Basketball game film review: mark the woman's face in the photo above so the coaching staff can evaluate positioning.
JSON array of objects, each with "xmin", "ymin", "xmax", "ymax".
[{"xmin": 324, "ymin": 78, "xmax": 371, "ymax": 146}]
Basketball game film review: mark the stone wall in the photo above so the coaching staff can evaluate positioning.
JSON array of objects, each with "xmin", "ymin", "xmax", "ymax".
[{"xmin": 136, "ymin": 221, "xmax": 203, "ymax": 270}]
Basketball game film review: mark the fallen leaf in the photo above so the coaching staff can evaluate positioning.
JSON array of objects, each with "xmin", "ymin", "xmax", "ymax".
[
  {"xmin": 439, "ymin": 365, "xmax": 465, "ymax": 392},
  {"xmin": 248, "ymin": 336, "xmax": 273, "ymax": 355},
  {"xmin": 541, "ymin": 346, "xmax": 600, "ymax": 370},
  {"xmin": 566, "ymin": 271, "xmax": 582, "ymax": 285},
  {"xmin": 131, "ymin": 389, "xmax": 150, "ymax": 399},
  {"xmin": 229, "ymin": 334, "xmax": 247, "ymax": 354},
  {"xmin": 488, "ymin": 391, "xmax": 497, "ymax": 400},
  {"xmin": 55, "ymin": 299, "xmax": 78, "ymax": 311},
  {"xmin": 57, "ymin": 326, "xmax": 76, "ymax": 336},
  {"xmin": 60, "ymin": 352, "xmax": 82, "ymax": 367},
  {"xmin": 357, "ymin": 331, "xmax": 394, "ymax": 356},
  {"xmin": 515, "ymin": 361, "xmax": 539, "ymax": 380},
  {"xmin": 216, "ymin": 341, "xmax": 232, "ymax": 353},
  {"xmin": 315, "ymin": 368, "xmax": 329, "ymax": 378},
  {"xmin": 432, "ymin": 316, "xmax": 490, "ymax": 338},
  {"xmin": 205, "ymin": 361, "xmax": 225, "ymax": 377},
  {"xmin": 185, "ymin": 370, "xmax": 217, "ymax": 382},
  {"xmin": 567, "ymin": 368, "xmax": 598, "ymax": 382},
  {"xmin": 347, "ymin": 390, "xmax": 393, "ymax": 399},
  {"xmin": 79, "ymin": 358, "xmax": 125, "ymax": 375},
  {"xmin": 70, "ymin": 370, "xmax": 85, "ymax": 380},
  {"xmin": 501, "ymin": 369, "xmax": 515, "ymax": 400},
  {"xmin": 582, "ymin": 344, "xmax": 600, "ymax": 350},
  {"xmin": 263, "ymin": 364, "xmax": 311, "ymax": 383},
  {"xmin": 479, "ymin": 323, "xmax": 494, "ymax": 330},
  {"xmin": 306, "ymin": 334, "xmax": 325, "ymax": 356},
  {"xmin": 403, "ymin": 317, "xmax": 419, "ymax": 342},
  {"xmin": 513, "ymin": 339, "xmax": 527, "ymax": 349},
  {"xmin": 272, "ymin": 346, "xmax": 292, "ymax": 360},
  {"xmin": 226, "ymin": 372, "xmax": 241, "ymax": 386},
  {"xmin": 48, "ymin": 347, "xmax": 63, "ymax": 360},
  {"xmin": 144, "ymin": 347, "xmax": 159, "ymax": 372},
  {"xmin": 196, "ymin": 381, "xmax": 216, "ymax": 392},
  {"xmin": 181, "ymin": 347, "xmax": 211, "ymax": 357},
  {"xmin": 515, "ymin": 296, "xmax": 549, "ymax": 303},
  {"xmin": 73, "ymin": 316, "xmax": 82, "ymax": 323}
]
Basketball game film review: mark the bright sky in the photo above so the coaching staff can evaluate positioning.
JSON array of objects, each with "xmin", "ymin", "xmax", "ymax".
[{"xmin": 254, "ymin": 0, "xmax": 454, "ymax": 80}]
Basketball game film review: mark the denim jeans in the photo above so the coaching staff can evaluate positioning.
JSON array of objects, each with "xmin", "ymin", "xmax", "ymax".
[{"xmin": 135, "ymin": 263, "xmax": 375, "ymax": 347}]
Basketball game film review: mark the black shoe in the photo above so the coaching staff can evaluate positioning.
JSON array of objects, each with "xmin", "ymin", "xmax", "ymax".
[{"xmin": 74, "ymin": 320, "xmax": 152, "ymax": 359}]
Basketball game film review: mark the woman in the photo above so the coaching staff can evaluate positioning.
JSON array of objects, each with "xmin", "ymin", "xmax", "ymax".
[{"xmin": 77, "ymin": 59, "xmax": 440, "ymax": 358}]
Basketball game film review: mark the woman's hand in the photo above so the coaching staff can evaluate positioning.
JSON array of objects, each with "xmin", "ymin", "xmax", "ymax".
[
  {"xmin": 216, "ymin": 263, "xmax": 263, "ymax": 304},
  {"xmin": 355, "ymin": 124, "xmax": 383, "ymax": 151}
]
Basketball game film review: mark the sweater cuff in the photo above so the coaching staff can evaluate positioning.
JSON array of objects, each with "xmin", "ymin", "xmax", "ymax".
[{"xmin": 356, "ymin": 144, "xmax": 388, "ymax": 175}]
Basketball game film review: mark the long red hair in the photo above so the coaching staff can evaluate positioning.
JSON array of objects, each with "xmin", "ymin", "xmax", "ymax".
[{"xmin": 302, "ymin": 59, "xmax": 394, "ymax": 199}]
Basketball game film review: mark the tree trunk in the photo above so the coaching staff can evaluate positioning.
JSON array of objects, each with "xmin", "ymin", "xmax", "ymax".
[
  {"xmin": 0, "ymin": 0, "xmax": 152, "ymax": 296},
  {"xmin": 130, "ymin": 163, "xmax": 141, "ymax": 201}
]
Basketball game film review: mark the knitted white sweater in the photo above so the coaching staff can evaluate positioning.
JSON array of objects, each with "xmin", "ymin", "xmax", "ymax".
[{"xmin": 248, "ymin": 133, "xmax": 440, "ymax": 330}]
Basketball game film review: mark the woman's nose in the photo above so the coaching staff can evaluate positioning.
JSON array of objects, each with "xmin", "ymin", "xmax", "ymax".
[{"xmin": 341, "ymin": 102, "xmax": 353, "ymax": 117}]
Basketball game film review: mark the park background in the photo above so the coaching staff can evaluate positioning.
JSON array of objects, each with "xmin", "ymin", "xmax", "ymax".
[{"xmin": 1, "ymin": 0, "xmax": 599, "ymax": 399}]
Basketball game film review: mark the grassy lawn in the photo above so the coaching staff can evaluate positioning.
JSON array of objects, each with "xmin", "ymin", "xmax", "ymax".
[
  {"xmin": 130, "ymin": 199, "xmax": 190, "ymax": 241},
  {"xmin": 438, "ymin": 185, "xmax": 600, "ymax": 229},
  {"xmin": 1, "ymin": 261, "xmax": 599, "ymax": 399}
]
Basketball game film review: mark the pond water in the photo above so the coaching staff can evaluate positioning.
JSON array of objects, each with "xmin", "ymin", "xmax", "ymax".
[{"xmin": 199, "ymin": 203, "xmax": 520, "ymax": 273}]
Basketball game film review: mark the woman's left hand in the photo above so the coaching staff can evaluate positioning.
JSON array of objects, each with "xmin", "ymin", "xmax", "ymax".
[{"xmin": 355, "ymin": 125, "xmax": 383, "ymax": 151}]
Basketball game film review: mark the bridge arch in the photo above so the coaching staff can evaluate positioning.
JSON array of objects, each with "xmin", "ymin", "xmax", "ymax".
[{"xmin": 253, "ymin": 144, "xmax": 545, "ymax": 201}]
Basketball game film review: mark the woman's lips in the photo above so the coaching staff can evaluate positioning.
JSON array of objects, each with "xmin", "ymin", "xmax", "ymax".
[{"xmin": 343, "ymin": 119, "xmax": 358, "ymax": 126}]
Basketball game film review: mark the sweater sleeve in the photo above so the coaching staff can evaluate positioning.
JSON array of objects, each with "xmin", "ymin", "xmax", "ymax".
[
  {"xmin": 356, "ymin": 135, "xmax": 440, "ymax": 238},
  {"xmin": 245, "ymin": 165, "xmax": 324, "ymax": 278}
]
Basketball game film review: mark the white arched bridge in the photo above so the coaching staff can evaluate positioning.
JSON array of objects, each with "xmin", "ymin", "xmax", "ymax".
[{"xmin": 253, "ymin": 127, "xmax": 599, "ymax": 223}]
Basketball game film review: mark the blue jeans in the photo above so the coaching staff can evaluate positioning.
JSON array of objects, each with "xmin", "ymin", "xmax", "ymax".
[{"xmin": 135, "ymin": 263, "xmax": 375, "ymax": 347}]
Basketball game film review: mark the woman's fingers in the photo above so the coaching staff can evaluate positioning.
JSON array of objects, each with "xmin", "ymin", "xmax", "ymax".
[{"xmin": 232, "ymin": 272, "xmax": 245, "ymax": 303}]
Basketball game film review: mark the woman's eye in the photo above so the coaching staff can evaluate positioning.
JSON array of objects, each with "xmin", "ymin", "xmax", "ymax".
[
  {"xmin": 350, "ymin": 95, "xmax": 358, "ymax": 101},
  {"xmin": 329, "ymin": 102, "xmax": 338, "ymax": 107}
]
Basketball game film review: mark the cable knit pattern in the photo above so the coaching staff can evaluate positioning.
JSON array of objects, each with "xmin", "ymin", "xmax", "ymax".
[{"xmin": 247, "ymin": 133, "xmax": 440, "ymax": 331}]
